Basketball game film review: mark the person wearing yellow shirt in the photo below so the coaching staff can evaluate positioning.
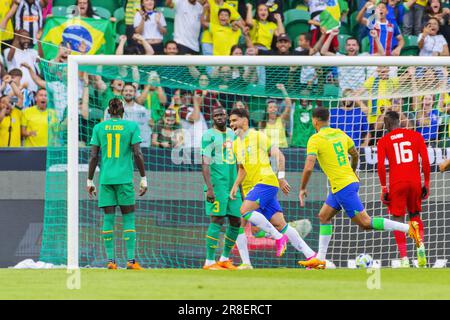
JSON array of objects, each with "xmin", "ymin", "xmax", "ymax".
[
  {"xmin": 245, "ymin": 2, "xmax": 285, "ymax": 52},
  {"xmin": 207, "ymin": 8, "xmax": 243, "ymax": 56},
  {"xmin": 201, "ymin": 0, "xmax": 243, "ymax": 55},
  {"xmin": 228, "ymin": 107, "xmax": 322, "ymax": 267},
  {"xmin": 298, "ymin": 107, "xmax": 422, "ymax": 268},
  {"xmin": 21, "ymin": 88, "xmax": 58, "ymax": 147},
  {"xmin": 259, "ymin": 83, "xmax": 291, "ymax": 148},
  {"xmin": 0, "ymin": 95, "xmax": 22, "ymax": 147},
  {"xmin": 403, "ymin": 0, "xmax": 428, "ymax": 36}
]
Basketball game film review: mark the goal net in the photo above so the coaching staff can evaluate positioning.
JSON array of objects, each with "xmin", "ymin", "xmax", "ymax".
[{"xmin": 38, "ymin": 56, "xmax": 450, "ymax": 269}]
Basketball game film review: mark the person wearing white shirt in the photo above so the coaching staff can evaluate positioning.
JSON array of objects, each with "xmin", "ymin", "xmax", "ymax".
[
  {"xmin": 134, "ymin": 0, "xmax": 167, "ymax": 54},
  {"xmin": 179, "ymin": 91, "xmax": 207, "ymax": 149},
  {"xmin": 418, "ymin": 17, "xmax": 449, "ymax": 56},
  {"xmin": 166, "ymin": 0, "xmax": 203, "ymax": 54},
  {"xmin": 104, "ymin": 83, "xmax": 152, "ymax": 147}
]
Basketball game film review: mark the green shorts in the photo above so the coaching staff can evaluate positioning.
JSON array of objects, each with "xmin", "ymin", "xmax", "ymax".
[
  {"xmin": 205, "ymin": 186, "xmax": 242, "ymax": 218},
  {"xmin": 98, "ymin": 183, "xmax": 135, "ymax": 208}
]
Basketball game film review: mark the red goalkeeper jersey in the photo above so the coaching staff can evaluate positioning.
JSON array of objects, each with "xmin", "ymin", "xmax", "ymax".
[{"xmin": 377, "ymin": 128, "xmax": 430, "ymax": 187}]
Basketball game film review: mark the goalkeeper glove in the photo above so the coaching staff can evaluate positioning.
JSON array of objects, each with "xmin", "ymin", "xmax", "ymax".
[
  {"xmin": 87, "ymin": 179, "xmax": 96, "ymax": 197},
  {"xmin": 139, "ymin": 176, "xmax": 148, "ymax": 196},
  {"xmin": 422, "ymin": 184, "xmax": 430, "ymax": 200},
  {"xmin": 381, "ymin": 186, "xmax": 390, "ymax": 205}
]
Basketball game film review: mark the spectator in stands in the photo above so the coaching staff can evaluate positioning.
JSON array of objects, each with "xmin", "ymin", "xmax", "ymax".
[
  {"xmin": 164, "ymin": 40, "xmax": 179, "ymax": 54},
  {"xmin": 243, "ymin": 46, "xmax": 265, "ymax": 87},
  {"xmin": 0, "ymin": 0, "xmax": 15, "ymax": 45},
  {"xmin": 138, "ymin": 71, "xmax": 167, "ymax": 127},
  {"xmin": 289, "ymin": 93, "xmax": 317, "ymax": 148},
  {"xmin": 403, "ymin": 0, "xmax": 428, "ymax": 36},
  {"xmin": 1, "ymin": 0, "xmax": 45, "ymax": 45},
  {"xmin": 102, "ymin": 79, "xmax": 125, "ymax": 108},
  {"xmin": 200, "ymin": 0, "xmax": 243, "ymax": 56},
  {"xmin": 116, "ymin": 34, "xmax": 155, "ymax": 55},
  {"xmin": 166, "ymin": 0, "xmax": 203, "ymax": 55},
  {"xmin": 418, "ymin": 17, "xmax": 449, "ymax": 56},
  {"xmin": 179, "ymin": 91, "xmax": 207, "ymax": 148},
  {"xmin": 374, "ymin": 97, "xmax": 413, "ymax": 139},
  {"xmin": 168, "ymin": 88, "xmax": 190, "ymax": 124},
  {"xmin": 3, "ymin": 29, "xmax": 40, "ymax": 94},
  {"xmin": 257, "ymin": 0, "xmax": 283, "ymax": 20},
  {"xmin": 245, "ymin": 3, "xmax": 284, "ymax": 53},
  {"xmin": 306, "ymin": 0, "xmax": 339, "ymax": 52},
  {"xmin": 104, "ymin": 83, "xmax": 152, "ymax": 147},
  {"xmin": 232, "ymin": 99, "xmax": 258, "ymax": 127},
  {"xmin": 424, "ymin": 0, "xmax": 450, "ymax": 26},
  {"xmin": 196, "ymin": 73, "xmax": 221, "ymax": 124},
  {"xmin": 206, "ymin": 8, "xmax": 246, "ymax": 56},
  {"xmin": 414, "ymin": 94, "xmax": 440, "ymax": 145},
  {"xmin": 134, "ymin": 0, "xmax": 167, "ymax": 54},
  {"xmin": 357, "ymin": 1, "xmax": 404, "ymax": 56},
  {"xmin": 125, "ymin": 0, "xmax": 141, "ymax": 43},
  {"xmin": 151, "ymin": 108, "xmax": 183, "ymax": 148},
  {"xmin": 383, "ymin": 0, "xmax": 414, "ymax": 27},
  {"xmin": 2, "ymin": 69, "xmax": 33, "ymax": 109},
  {"xmin": 258, "ymin": 83, "xmax": 291, "ymax": 148},
  {"xmin": 41, "ymin": 0, "xmax": 52, "ymax": 19},
  {"xmin": 330, "ymin": 89, "xmax": 371, "ymax": 148},
  {"xmin": 0, "ymin": 95, "xmax": 22, "ymax": 147},
  {"xmin": 21, "ymin": 88, "xmax": 58, "ymax": 147}
]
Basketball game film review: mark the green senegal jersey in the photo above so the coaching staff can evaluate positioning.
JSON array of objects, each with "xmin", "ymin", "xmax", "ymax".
[
  {"xmin": 291, "ymin": 101, "xmax": 316, "ymax": 148},
  {"xmin": 201, "ymin": 128, "xmax": 238, "ymax": 190},
  {"xmin": 90, "ymin": 118, "xmax": 142, "ymax": 185}
]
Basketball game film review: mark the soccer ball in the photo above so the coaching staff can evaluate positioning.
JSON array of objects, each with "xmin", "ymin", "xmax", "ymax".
[
  {"xmin": 355, "ymin": 254, "xmax": 373, "ymax": 268},
  {"xmin": 288, "ymin": 219, "xmax": 312, "ymax": 238}
]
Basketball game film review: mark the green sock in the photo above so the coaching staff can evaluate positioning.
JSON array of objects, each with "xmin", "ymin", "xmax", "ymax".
[
  {"xmin": 253, "ymin": 230, "xmax": 266, "ymax": 238},
  {"xmin": 372, "ymin": 217, "xmax": 385, "ymax": 230},
  {"xmin": 122, "ymin": 212, "xmax": 136, "ymax": 262},
  {"xmin": 102, "ymin": 213, "xmax": 116, "ymax": 262},
  {"xmin": 206, "ymin": 223, "xmax": 221, "ymax": 261},
  {"xmin": 222, "ymin": 225, "xmax": 240, "ymax": 259}
]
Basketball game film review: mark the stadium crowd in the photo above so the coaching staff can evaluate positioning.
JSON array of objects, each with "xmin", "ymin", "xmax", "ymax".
[{"xmin": 1, "ymin": 0, "xmax": 450, "ymax": 149}]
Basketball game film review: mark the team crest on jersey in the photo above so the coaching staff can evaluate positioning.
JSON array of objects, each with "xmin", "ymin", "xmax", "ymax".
[{"xmin": 224, "ymin": 140, "xmax": 233, "ymax": 149}]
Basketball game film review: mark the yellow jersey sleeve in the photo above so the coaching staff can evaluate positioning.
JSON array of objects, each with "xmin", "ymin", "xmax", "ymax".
[
  {"xmin": 346, "ymin": 133, "xmax": 355, "ymax": 151},
  {"xmin": 306, "ymin": 134, "xmax": 319, "ymax": 156}
]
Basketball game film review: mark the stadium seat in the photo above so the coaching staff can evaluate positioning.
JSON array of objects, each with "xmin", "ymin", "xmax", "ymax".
[
  {"xmin": 322, "ymin": 84, "xmax": 340, "ymax": 109},
  {"xmin": 93, "ymin": 6, "xmax": 112, "ymax": 20},
  {"xmin": 350, "ymin": 11, "xmax": 360, "ymax": 37},
  {"xmin": 401, "ymin": 35, "xmax": 419, "ymax": 56},
  {"xmin": 337, "ymin": 34, "xmax": 351, "ymax": 54},
  {"xmin": 51, "ymin": 6, "xmax": 67, "ymax": 17},
  {"xmin": 159, "ymin": 7, "xmax": 175, "ymax": 43},
  {"xmin": 90, "ymin": 0, "xmax": 123, "ymax": 15},
  {"xmin": 52, "ymin": 0, "xmax": 74, "ymax": 7},
  {"xmin": 284, "ymin": 9, "xmax": 311, "ymax": 43},
  {"xmin": 113, "ymin": 8, "xmax": 126, "ymax": 36},
  {"xmin": 361, "ymin": 36, "xmax": 370, "ymax": 53}
]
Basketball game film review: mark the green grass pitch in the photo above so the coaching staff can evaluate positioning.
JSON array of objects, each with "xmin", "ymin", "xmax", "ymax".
[{"xmin": 1, "ymin": 268, "xmax": 449, "ymax": 300}]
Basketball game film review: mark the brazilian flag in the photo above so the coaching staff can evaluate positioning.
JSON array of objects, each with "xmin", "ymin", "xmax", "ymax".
[{"xmin": 41, "ymin": 16, "xmax": 116, "ymax": 59}]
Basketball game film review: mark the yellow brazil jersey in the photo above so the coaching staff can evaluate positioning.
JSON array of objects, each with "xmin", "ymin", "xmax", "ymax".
[
  {"xmin": 364, "ymin": 76, "xmax": 399, "ymax": 124},
  {"xmin": 125, "ymin": 0, "xmax": 140, "ymax": 26},
  {"xmin": 262, "ymin": 117, "xmax": 288, "ymax": 148},
  {"xmin": 210, "ymin": 23, "xmax": 241, "ymax": 55},
  {"xmin": 22, "ymin": 106, "xmax": 58, "ymax": 147},
  {"xmin": 0, "ymin": 0, "xmax": 14, "ymax": 43},
  {"xmin": 306, "ymin": 127, "xmax": 359, "ymax": 193},
  {"xmin": 0, "ymin": 108, "xmax": 22, "ymax": 147},
  {"xmin": 201, "ymin": 0, "xmax": 241, "ymax": 44},
  {"xmin": 233, "ymin": 129, "xmax": 279, "ymax": 194},
  {"xmin": 250, "ymin": 19, "xmax": 277, "ymax": 50}
]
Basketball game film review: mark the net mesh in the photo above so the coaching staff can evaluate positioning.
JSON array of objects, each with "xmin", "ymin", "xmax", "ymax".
[{"xmin": 39, "ymin": 59, "xmax": 450, "ymax": 268}]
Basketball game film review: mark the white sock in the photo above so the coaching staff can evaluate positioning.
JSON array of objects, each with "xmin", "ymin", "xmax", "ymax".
[
  {"xmin": 236, "ymin": 233, "xmax": 251, "ymax": 265},
  {"xmin": 205, "ymin": 259, "xmax": 216, "ymax": 266},
  {"xmin": 219, "ymin": 256, "xmax": 229, "ymax": 262},
  {"xmin": 383, "ymin": 219, "xmax": 409, "ymax": 233},
  {"xmin": 285, "ymin": 226, "xmax": 315, "ymax": 258},
  {"xmin": 245, "ymin": 211, "xmax": 283, "ymax": 240},
  {"xmin": 317, "ymin": 235, "xmax": 332, "ymax": 261}
]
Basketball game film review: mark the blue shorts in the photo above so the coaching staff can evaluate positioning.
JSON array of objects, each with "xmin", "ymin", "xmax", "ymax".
[
  {"xmin": 245, "ymin": 184, "xmax": 283, "ymax": 221},
  {"xmin": 325, "ymin": 182, "xmax": 364, "ymax": 218}
]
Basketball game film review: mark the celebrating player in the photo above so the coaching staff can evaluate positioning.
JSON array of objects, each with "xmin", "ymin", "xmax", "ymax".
[
  {"xmin": 201, "ymin": 107, "xmax": 242, "ymax": 270},
  {"xmin": 87, "ymin": 98, "xmax": 148, "ymax": 270},
  {"xmin": 229, "ymin": 108, "xmax": 323, "ymax": 268},
  {"xmin": 377, "ymin": 111, "xmax": 430, "ymax": 268},
  {"xmin": 298, "ymin": 107, "xmax": 422, "ymax": 268}
]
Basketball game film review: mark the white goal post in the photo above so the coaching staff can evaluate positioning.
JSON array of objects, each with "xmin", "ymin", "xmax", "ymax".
[{"xmin": 67, "ymin": 55, "xmax": 450, "ymax": 269}]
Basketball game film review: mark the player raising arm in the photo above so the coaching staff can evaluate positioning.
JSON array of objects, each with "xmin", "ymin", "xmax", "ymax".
[
  {"xmin": 87, "ymin": 98, "xmax": 148, "ymax": 270},
  {"xmin": 201, "ymin": 107, "xmax": 242, "ymax": 270},
  {"xmin": 228, "ymin": 108, "xmax": 323, "ymax": 268},
  {"xmin": 377, "ymin": 111, "xmax": 430, "ymax": 268},
  {"xmin": 298, "ymin": 107, "xmax": 422, "ymax": 268}
]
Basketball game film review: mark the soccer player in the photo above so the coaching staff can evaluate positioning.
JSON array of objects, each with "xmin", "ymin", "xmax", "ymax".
[
  {"xmin": 229, "ymin": 108, "xmax": 323, "ymax": 268},
  {"xmin": 377, "ymin": 111, "xmax": 430, "ymax": 268},
  {"xmin": 201, "ymin": 107, "xmax": 242, "ymax": 270},
  {"xmin": 87, "ymin": 98, "xmax": 148, "ymax": 270},
  {"xmin": 298, "ymin": 107, "xmax": 422, "ymax": 268}
]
